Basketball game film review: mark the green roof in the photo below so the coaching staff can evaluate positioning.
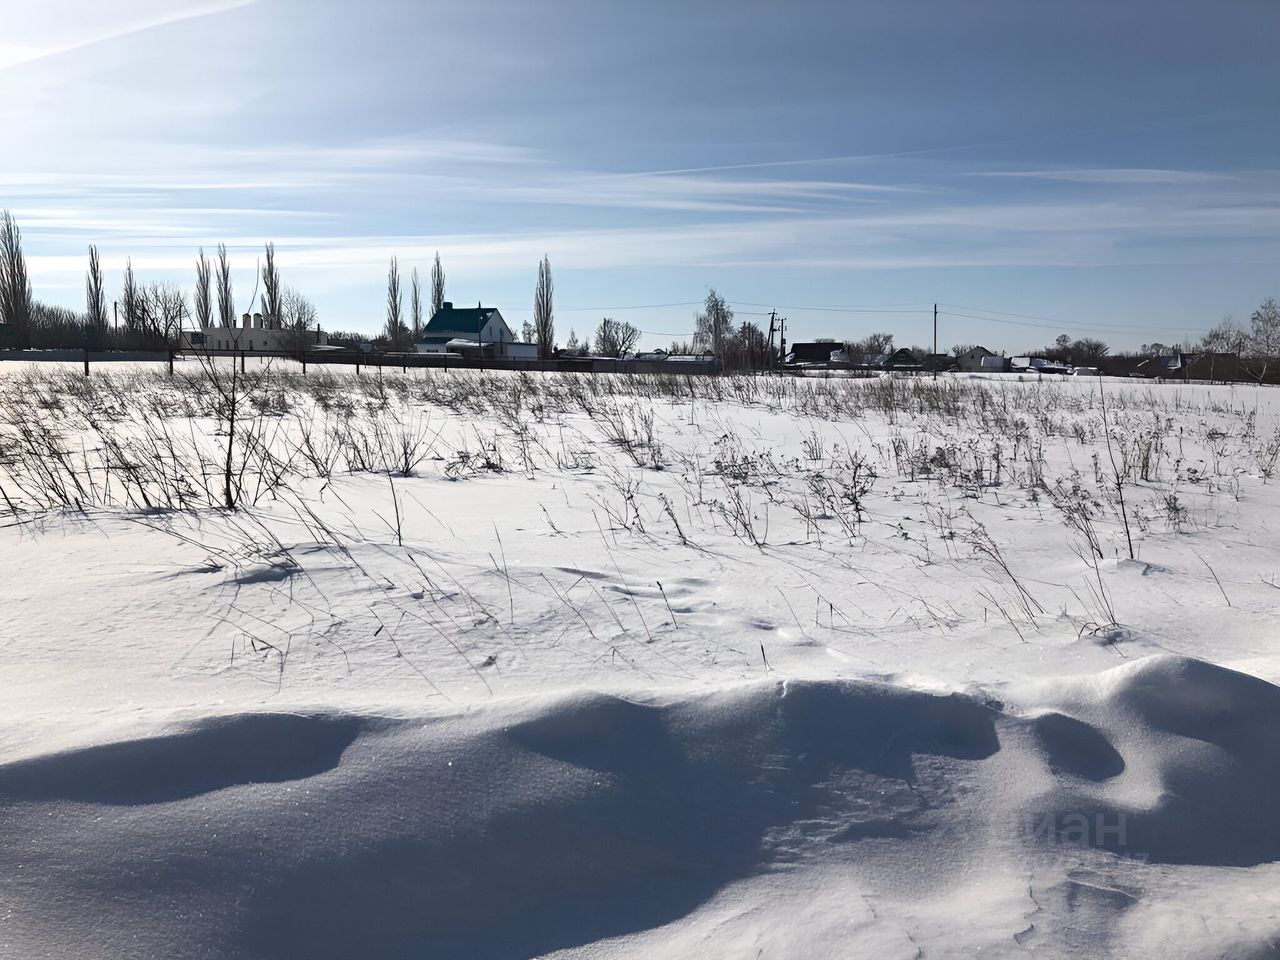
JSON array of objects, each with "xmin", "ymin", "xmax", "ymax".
[{"xmin": 419, "ymin": 305, "xmax": 499, "ymax": 340}]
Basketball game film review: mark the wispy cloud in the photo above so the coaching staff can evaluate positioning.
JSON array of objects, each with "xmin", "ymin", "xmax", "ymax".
[
  {"xmin": 970, "ymin": 168, "xmax": 1233, "ymax": 185},
  {"xmin": 23, "ymin": 188, "xmax": 1280, "ymax": 284},
  {"xmin": 0, "ymin": 0, "xmax": 257, "ymax": 72},
  {"xmin": 1, "ymin": 134, "xmax": 923, "ymax": 216}
]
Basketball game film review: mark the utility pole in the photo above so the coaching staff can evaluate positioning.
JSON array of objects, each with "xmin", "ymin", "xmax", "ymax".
[
  {"xmin": 779, "ymin": 315, "xmax": 787, "ymax": 368},
  {"xmin": 766, "ymin": 310, "xmax": 777, "ymax": 372},
  {"xmin": 933, "ymin": 303, "xmax": 938, "ymax": 381}
]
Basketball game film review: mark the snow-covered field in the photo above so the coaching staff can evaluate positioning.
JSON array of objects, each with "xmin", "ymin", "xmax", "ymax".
[{"xmin": 3, "ymin": 359, "xmax": 1280, "ymax": 958}]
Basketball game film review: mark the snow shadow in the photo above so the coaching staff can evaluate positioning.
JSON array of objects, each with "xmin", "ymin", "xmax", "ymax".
[
  {"xmin": 0, "ymin": 713, "xmax": 360, "ymax": 806},
  {"xmin": 1026, "ymin": 656, "xmax": 1280, "ymax": 867},
  {"xmin": 239, "ymin": 681, "xmax": 1001, "ymax": 960},
  {"xmin": 1030, "ymin": 712, "xmax": 1126, "ymax": 782}
]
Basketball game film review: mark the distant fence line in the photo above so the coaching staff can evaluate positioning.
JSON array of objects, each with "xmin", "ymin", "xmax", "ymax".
[
  {"xmin": 0, "ymin": 348, "xmax": 724, "ymax": 377},
  {"xmin": 2, "ymin": 348, "xmax": 1276, "ymax": 386}
]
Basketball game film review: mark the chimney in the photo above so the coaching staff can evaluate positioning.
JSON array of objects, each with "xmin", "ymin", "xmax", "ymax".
[
  {"xmin": 253, "ymin": 313, "xmax": 263, "ymax": 330},
  {"xmin": 242, "ymin": 313, "xmax": 251, "ymax": 329},
  {"xmin": 442, "ymin": 302, "xmax": 452, "ymax": 310}
]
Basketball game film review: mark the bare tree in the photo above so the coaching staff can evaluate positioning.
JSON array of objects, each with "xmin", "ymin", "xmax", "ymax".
[
  {"xmin": 843, "ymin": 332, "xmax": 894, "ymax": 359},
  {"xmin": 385, "ymin": 256, "xmax": 407, "ymax": 348},
  {"xmin": 135, "ymin": 282, "xmax": 188, "ymax": 345},
  {"xmin": 430, "ymin": 251, "xmax": 445, "ymax": 315},
  {"xmin": 194, "ymin": 249, "xmax": 212, "ymax": 329},
  {"xmin": 1070, "ymin": 337, "xmax": 1109, "ymax": 362},
  {"xmin": 593, "ymin": 317, "xmax": 641, "ymax": 356},
  {"xmin": 86, "ymin": 245, "xmax": 107, "ymax": 334},
  {"xmin": 216, "ymin": 244, "xmax": 235, "ymax": 328},
  {"xmin": 279, "ymin": 285, "xmax": 318, "ymax": 351},
  {"xmin": 1202, "ymin": 315, "xmax": 1248, "ymax": 354},
  {"xmin": 261, "ymin": 242, "xmax": 281, "ymax": 329},
  {"xmin": 725, "ymin": 320, "xmax": 768, "ymax": 370},
  {"xmin": 1250, "ymin": 296, "xmax": 1280, "ymax": 357},
  {"xmin": 280, "ymin": 285, "xmax": 316, "ymax": 328},
  {"xmin": 694, "ymin": 289, "xmax": 733, "ymax": 356},
  {"xmin": 0, "ymin": 210, "xmax": 33, "ymax": 348},
  {"xmin": 410, "ymin": 266, "xmax": 423, "ymax": 338},
  {"xmin": 120, "ymin": 259, "xmax": 143, "ymax": 330},
  {"xmin": 533, "ymin": 254, "xmax": 554, "ymax": 358}
]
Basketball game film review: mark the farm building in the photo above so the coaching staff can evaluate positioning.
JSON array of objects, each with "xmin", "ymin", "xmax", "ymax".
[
  {"xmin": 180, "ymin": 313, "xmax": 328, "ymax": 352},
  {"xmin": 416, "ymin": 303, "xmax": 532, "ymax": 358},
  {"xmin": 956, "ymin": 346, "xmax": 998, "ymax": 372}
]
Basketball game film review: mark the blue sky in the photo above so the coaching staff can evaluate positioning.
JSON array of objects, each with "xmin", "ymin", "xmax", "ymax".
[{"xmin": 2, "ymin": 0, "xmax": 1278, "ymax": 351}]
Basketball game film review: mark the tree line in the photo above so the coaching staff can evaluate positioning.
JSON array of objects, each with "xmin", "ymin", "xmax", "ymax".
[
  {"xmin": 4, "ymin": 207, "xmax": 1278, "ymax": 370},
  {"xmin": 0, "ymin": 210, "xmax": 320, "ymax": 351}
]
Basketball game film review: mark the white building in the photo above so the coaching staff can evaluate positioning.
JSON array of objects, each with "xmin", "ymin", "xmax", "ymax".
[{"xmin": 179, "ymin": 313, "xmax": 328, "ymax": 352}]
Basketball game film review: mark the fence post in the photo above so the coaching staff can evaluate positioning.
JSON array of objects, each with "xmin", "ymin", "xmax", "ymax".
[
  {"xmin": 83, "ymin": 346, "xmax": 89, "ymax": 378},
  {"xmin": 168, "ymin": 349, "xmax": 174, "ymax": 377},
  {"xmin": 240, "ymin": 350, "xmax": 245, "ymax": 374}
]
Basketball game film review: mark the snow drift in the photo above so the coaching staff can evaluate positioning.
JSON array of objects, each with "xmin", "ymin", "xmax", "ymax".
[{"xmin": 3, "ymin": 655, "xmax": 1279, "ymax": 959}]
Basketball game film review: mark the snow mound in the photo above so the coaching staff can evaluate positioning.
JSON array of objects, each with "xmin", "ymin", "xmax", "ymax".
[
  {"xmin": 3, "ymin": 660, "xmax": 1279, "ymax": 957},
  {"xmin": 1, "ymin": 679, "xmax": 1003, "ymax": 959},
  {"xmin": 1016, "ymin": 654, "xmax": 1280, "ymax": 866}
]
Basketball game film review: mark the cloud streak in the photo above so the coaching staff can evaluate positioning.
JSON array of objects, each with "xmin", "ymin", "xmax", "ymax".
[
  {"xmin": 970, "ymin": 168, "xmax": 1234, "ymax": 185},
  {"xmin": 0, "ymin": 0, "xmax": 257, "ymax": 72}
]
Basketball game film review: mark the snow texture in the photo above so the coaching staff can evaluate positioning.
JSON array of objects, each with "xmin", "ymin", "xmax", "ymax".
[{"xmin": 3, "ymin": 361, "xmax": 1280, "ymax": 958}]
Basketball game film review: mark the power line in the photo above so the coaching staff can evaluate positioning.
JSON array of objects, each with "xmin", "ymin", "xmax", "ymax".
[
  {"xmin": 938, "ymin": 309, "xmax": 1205, "ymax": 336},
  {"xmin": 940, "ymin": 302, "xmax": 1207, "ymax": 335},
  {"xmin": 556, "ymin": 301, "xmax": 703, "ymax": 312},
  {"xmin": 732, "ymin": 300, "xmax": 932, "ymax": 313},
  {"xmin": 940, "ymin": 302, "xmax": 1078, "ymax": 325},
  {"xmin": 557, "ymin": 296, "xmax": 1205, "ymax": 338},
  {"xmin": 558, "ymin": 299, "xmax": 929, "ymax": 315}
]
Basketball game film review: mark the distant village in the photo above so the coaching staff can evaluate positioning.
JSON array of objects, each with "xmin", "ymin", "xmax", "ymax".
[
  {"xmin": 0, "ymin": 216, "xmax": 1274, "ymax": 384},
  {"xmin": 777, "ymin": 339, "xmax": 1242, "ymax": 381}
]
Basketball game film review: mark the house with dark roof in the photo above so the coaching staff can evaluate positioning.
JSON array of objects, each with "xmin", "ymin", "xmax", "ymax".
[
  {"xmin": 415, "ymin": 302, "xmax": 516, "ymax": 356},
  {"xmin": 1137, "ymin": 353, "xmax": 1195, "ymax": 379},
  {"xmin": 783, "ymin": 342, "xmax": 841, "ymax": 366}
]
